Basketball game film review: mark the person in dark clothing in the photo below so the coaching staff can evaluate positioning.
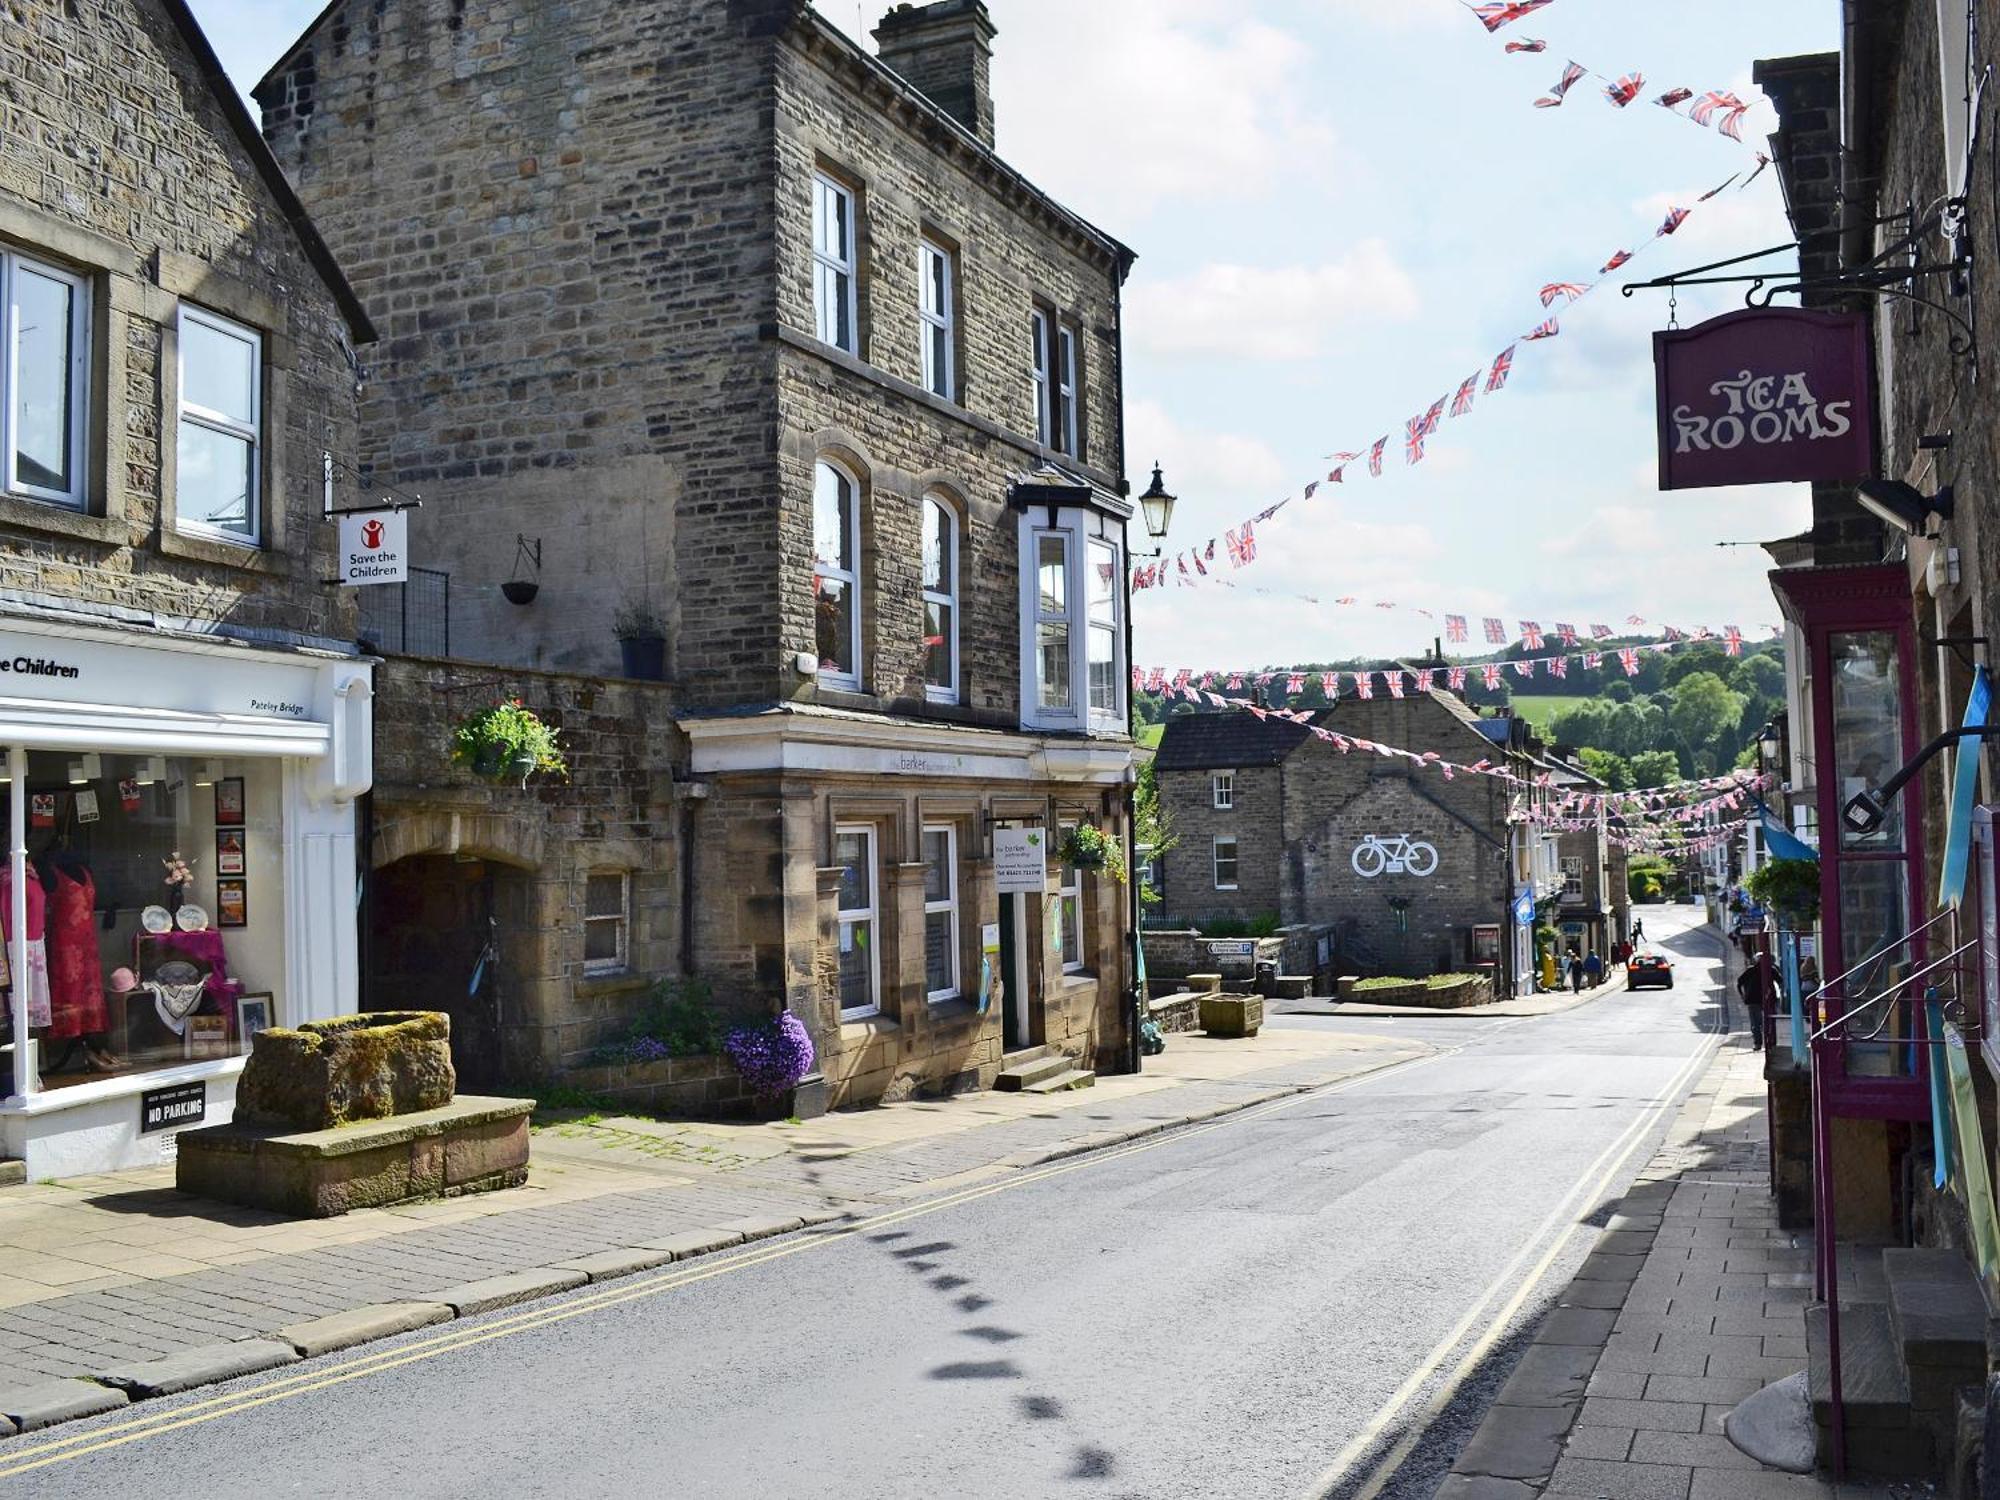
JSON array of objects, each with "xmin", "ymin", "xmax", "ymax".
[
  {"xmin": 1631, "ymin": 918, "xmax": 1645, "ymax": 943},
  {"xmin": 1736, "ymin": 961, "xmax": 1767, "ymax": 1050},
  {"xmin": 1568, "ymin": 953, "xmax": 1586, "ymax": 993},
  {"xmin": 1584, "ymin": 950, "xmax": 1604, "ymax": 986}
]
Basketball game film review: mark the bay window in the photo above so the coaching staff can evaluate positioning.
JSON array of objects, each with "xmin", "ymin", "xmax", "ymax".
[
  {"xmin": 3, "ymin": 251, "xmax": 89, "ymax": 509},
  {"xmin": 1019, "ymin": 507, "xmax": 1125, "ymax": 733},
  {"xmin": 922, "ymin": 496, "xmax": 958, "ymax": 702},
  {"xmin": 177, "ymin": 305, "xmax": 262, "ymax": 545},
  {"xmin": 834, "ymin": 825, "xmax": 879, "ymax": 1019},
  {"xmin": 812, "ymin": 459, "xmax": 862, "ymax": 689},
  {"xmin": 812, "ymin": 173, "xmax": 858, "ymax": 355},
  {"xmin": 1034, "ymin": 531, "xmax": 1071, "ymax": 715}
]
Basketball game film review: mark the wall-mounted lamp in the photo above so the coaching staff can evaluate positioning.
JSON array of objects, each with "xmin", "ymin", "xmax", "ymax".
[
  {"xmin": 1856, "ymin": 478, "xmax": 1953, "ymax": 537},
  {"xmin": 502, "ymin": 535, "xmax": 542, "ymax": 606}
]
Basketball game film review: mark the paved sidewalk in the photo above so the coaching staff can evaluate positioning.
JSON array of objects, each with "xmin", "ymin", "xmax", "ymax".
[
  {"xmin": 1439, "ymin": 1034, "xmax": 1908, "ymax": 1499},
  {"xmin": 0, "ymin": 1024, "xmax": 1425, "ymax": 1434}
]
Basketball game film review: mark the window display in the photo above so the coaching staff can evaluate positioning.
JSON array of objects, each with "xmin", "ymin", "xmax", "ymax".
[{"xmin": 1, "ymin": 750, "xmax": 284, "ymax": 1088}]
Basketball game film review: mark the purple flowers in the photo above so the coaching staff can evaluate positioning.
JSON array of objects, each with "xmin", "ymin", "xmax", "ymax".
[
  {"xmin": 722, "ymin": 1011, "xmax": 815, "ymax": 1099},
  {"xmin": 626, "ymin": 1035, "xmax": 672, "ymax": 1064}
]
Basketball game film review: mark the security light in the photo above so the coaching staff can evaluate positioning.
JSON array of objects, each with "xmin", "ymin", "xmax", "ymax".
[{"xmin": 1855, "ymin": 479, "xmax": 1953, "ymax": 536}]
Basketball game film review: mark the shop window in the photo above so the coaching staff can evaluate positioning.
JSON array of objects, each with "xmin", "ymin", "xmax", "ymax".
[
  {"xmin": 583, "ymin": 871, "xmax": 629, "ymax": 975},
  {"xmin": 834, "ymin": 825, "xmax": 879, "ymax": 1019},
  {"xmin": 918, "ymin": 238, "xmax": 955, "ymax": 400},
  {"xmin": 1057, "ymin": 822, "xmax": 1084, "ymax": 973},
  {"xmin": 922, "ymin": 496, "xmax": 957, "ymax": 703},
  {"xmin": 177, "ymin": 305, "xmax": 262, "ymax": 546},
  {"xmin": 2, "ymin": 251, "xmax": 89, "ymax": 509},
  {"xmin": 813, "ymin": 459, "xmax": 862, "ymax": 689},
  {"xmin": 922, "ymin": 825, "xmax": 959, "ymax": 1002},
  {"xmin": 1212, "ymin": 772, "xmax": 1234, "ymax": 810},
  {"xmin": 812, "ymin": 173, "xmax": 858, "ymax": 355},
  {"xmin": 1213, "ymin": 835, "xmax": 1239, "ymax": 891},
  {"xmin": 0, "ymin": 751, "xmax": 283, "ymax": 1088}
]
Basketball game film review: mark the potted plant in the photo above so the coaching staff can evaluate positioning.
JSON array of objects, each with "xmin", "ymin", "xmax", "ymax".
[
  {"xmin": 615, "ymin": 601, "xmax": 666, "ymax": 681},
  {"xmin": 450, "ymin": 699, "xmax": 567, "ymax": 787},
  {"xmin": 1745, "ymin": 856, "xmax": 1820, "ymax": 929},
  {"xmin": 1059, "ymin": 823, "xmax": 1127, "ymax": 883}
]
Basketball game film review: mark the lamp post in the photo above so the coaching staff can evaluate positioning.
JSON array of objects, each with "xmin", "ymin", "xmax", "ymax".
[{"xmin": 1127, "ymin": 464, "xmax": 1173, "ymax": 1075}]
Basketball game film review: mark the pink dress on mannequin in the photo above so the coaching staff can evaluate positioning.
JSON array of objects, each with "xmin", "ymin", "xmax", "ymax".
[
  {"xmin": 0, "ymin": 866, "xmax": 52, "ymax": 1030},
  {"xmin": 45, "ymin": 867, "xmax": 107, "ymax": 1041}
]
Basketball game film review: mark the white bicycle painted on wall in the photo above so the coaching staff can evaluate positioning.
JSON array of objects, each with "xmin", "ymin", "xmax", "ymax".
[{"xmin": 1351, "ymin": 834, "xmax": 1439, "ymax": 879}]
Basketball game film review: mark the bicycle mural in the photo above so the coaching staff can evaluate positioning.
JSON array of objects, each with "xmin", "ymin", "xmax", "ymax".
[{"xmin": 1350, "ymin": 834, "xmax": 1440, "ymax": 879}]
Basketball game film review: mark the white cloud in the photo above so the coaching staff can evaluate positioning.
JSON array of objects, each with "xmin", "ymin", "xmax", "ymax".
[
  {"xmin": 1127, "ymin": 398, "xmax": 1290, "ymax": 506},
  {"xmin": 1126, "ymin": 241, "xmax": 1421, "ymax": 361}
]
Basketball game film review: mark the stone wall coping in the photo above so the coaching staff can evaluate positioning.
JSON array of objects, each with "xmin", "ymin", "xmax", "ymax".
[{"xmin": 180, "ymin": 1096, "xmax": 534, "ymax": 1160}]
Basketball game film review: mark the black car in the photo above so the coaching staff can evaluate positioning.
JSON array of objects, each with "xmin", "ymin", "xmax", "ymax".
[{"xmin": 1627, "ymin": 952, "xmax": 1674, "ymax": 990}]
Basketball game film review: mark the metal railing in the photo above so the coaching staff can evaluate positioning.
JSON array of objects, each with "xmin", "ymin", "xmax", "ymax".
[{"xmin": 356, "ymin": 567, "xmax": 450, "ymax": 657}]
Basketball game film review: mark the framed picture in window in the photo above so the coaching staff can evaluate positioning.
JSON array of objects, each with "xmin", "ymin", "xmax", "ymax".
[
  {"xmin": 236, "ymin": 995, "xmax": 273, "ymax": 1055},
  {"xmin": 215, "ymin": 829, "xmax": 246, "ymax": 877},
  {"xmin": 214, "ymin": 778, "xmax": 246, "ymax": 827},
  {"xmin": 216, "ymin": 879, "xmax": 248, "ymax": 928}
]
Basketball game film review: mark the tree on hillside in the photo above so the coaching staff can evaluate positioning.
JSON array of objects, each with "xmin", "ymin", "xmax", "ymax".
[
  {"xmin": 1579, "ymin": 747, "xmax": 1633, "ymax": 791},
  {"xmin": 1730, "ymin": 654, "xmax": 1785, "ymax": 699},
  {"xmin": 1631, "ymin": 749, "xmax": 1680, "ymax": 787},
  {"xmin": 1669, "ymin": 672, "xmax": 1748, "ymax": 773},
  {"xmin": 1603, "ymin": 680, "xmax": 1634, "ymax": 703}
]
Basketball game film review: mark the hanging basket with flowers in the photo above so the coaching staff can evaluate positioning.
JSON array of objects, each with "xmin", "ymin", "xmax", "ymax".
[
  {"xmin": 1058, "ymin": 823, "xmax": 1127, "ymax": 883},
  {"xmin": 450, "ymin": 699, "xmax": 567, "ymax": 787}
]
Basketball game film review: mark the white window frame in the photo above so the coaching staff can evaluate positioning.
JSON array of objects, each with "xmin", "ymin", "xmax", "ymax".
[
  {"xmin": 1562, "ymin": 856, "xmax": 1583, "ymax": 900},
  {"xmin": 1213, "ymin": 835, "xmax": 1239, "ymax": 891},
  {"xmin": 1212, "ymin": 772, "xmax": 1235, "ymax": 810},
  {"xmin": 922, "ymin": 495, "xmax": 958, "ymax": 704},
  {"xmin": 176, "ymin": 304, "xmax": 262, "ymax": 546},
  {"xmin": 812, "ymin": 173, "xmax": 859, "ymax": 355},
  {"xmin": 835, "ymin": 824, "xmax": 880, "ymax": 1020},
  {"xmin": 1030, "ymin": 308, "xmax": 1053, "ymax": 446},
  {"xmin": 1, "ymin": 252, "xmax": 89, "ymax": 510},
  {"xmin": 1018, "ymin": 507, "xmax": 1126, "ymax": 734},
  {"xmin": 922, "ymin": 823, "xmax": 960, "ymax": 1002},
  {"xmin": 583, "ymin": 871, "xmax": 630, "ymax": 976},
  {"xmin": 812, "ymin": 458, "xmax": 862, "ymax": 691},
  {"xmin": 1055, "ymin": 323, "xmax": 1079, "ymax": 456},
  {"xmin": 918, "ymin": 238, "xmax": 954, "ymax": 400},
  {"xmin": 1057, "ymin": 822, "xmax": 1084, "ymax": 974}
]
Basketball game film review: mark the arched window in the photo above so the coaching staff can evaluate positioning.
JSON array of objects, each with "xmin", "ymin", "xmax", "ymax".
[
  {"xmin": 922, "ymin": 496, "xmax": 957, "ymax": 703},
  {"xmin": 813, "ymin": 459, "xmax": 861, "ymax": 689}
]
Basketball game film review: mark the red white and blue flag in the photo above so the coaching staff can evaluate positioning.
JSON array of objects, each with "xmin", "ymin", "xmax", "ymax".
[
  {"xmin": 1472, "ymin": 0, "xmax": 1554, "ymax": 32},
  {"xmin": 1481, "ymin": 664, "xmax": 1503, "ymax": 690},
  {"xmin": 1449, "ymin": 666, "xmax": 1469, "ymax": 692},
  {"xmin": 1484, "ymin": 617, "xmax": 1507, "ymax": 644},
  {"xmin": 1600, "ymin": 249, "xmax": 1633, "ymax": 273},
  {"xmin": 1524, "ymin": 317, "xmax": 1559, "ymax": 341},
  {"xmin": 1450, "ymin": 373, "xmax": 1480, "ymax": 418},
  {"xmin": 1504, "ymin": 37, "xmax": 1547, "ymax": 53},
  {"xmin": 1604, "ymin": 73, "xmax": 1644, "ymax": 108},
  {"xmin": 1446, "ymin": 614, "xmax": 1469, "ymax": 643},
  {"xmin": 1485, "ymin": 343, "xmax": 1518, "ymax": 393},
  {"xmin": 1556, "ymin": 622, "xmax": 1577, "ymax": 645},
  {"xmin": 1368, "ymin": 437, "xmax": 1388, "ymax": 478},
  {"xmin": 1539, "ymin": 282, "xmax": 1588, "ymax": 307},
  {"xmin": 1536, "ymin": 61, "xmax": 1586, "ymax": 108},
  {"xmin": 1657, "ymin": 206, "xmax": 1691, "ymax": 236},
  {"xmin": 1520, "ymin": 621, "xmax": 1545, "ymax": 649}
]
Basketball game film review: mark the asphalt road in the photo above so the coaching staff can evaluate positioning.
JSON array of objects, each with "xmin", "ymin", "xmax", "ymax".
[{"xmin": 5, "ymin": 906, "xmax": 1726, "ymax": 1500}]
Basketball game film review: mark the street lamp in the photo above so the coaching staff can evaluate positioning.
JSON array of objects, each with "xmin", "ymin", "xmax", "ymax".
[
  {"xmin": 1137, "ymin": 463, "xmax": 1176, "ymax": 555},
  {"xmin": 1757, "ymin": 721, "xmax": 1781, "ymax": 767}
]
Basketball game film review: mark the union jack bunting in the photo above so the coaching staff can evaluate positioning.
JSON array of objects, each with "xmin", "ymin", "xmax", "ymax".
[
  {"xmin": 1486, "ymin": 343, "xmax": 1517, "ymax": 393},
  {"xmin": 1592, "ymin": 623, "xmax": 1615, "ymax": 638},
  {"xmin": 1655, "ymin": 86, "xmax": 1694, "ymax": 108},
  {"xmin": 1286, "ymin": 672, "xmax": 1306, "ymax": 695},
  {"xmin": 1445, "ymin": 614, "xmax": 1469, "ymax": 643},
  {"xmin": 1746, "ymin": 152, "xmax": 1772, "ymax": 187},
  {"xmin": 1556, "ymin": 622, "xmax": 1577, "ymax": 645},
  {"xmin": 1226, "ymin": 673, "xmax": 1244, "ymax": 690},
  {"xmin": 1535, "ymin": 61, "xmax": 1586, "ymax": 108},
  {"xmin": 1698, "ymin": 173, "xmax": 1739, "ymax": 201},
  {"xmin": 1303, "ymin": 482, "xmax": 1318, "ymax": 501},
  {"xmin": 1583, "ymin": 652, "xmax": 1602, "ymax": 670},
  {"xmin": 1415, "ymin": 669, "xmax": 1435, "ymax": 694},
  {"xmin": 1657, "ymin": 206, "xmax": 1690, "ymax": 236},
  {"xmin": 1368, "ymin": 437, "xmax": 1388, "ymax": 478},
  {"xmin": 1170, "ymin": 670, "xmax": 1191, "ymax": 693},
  {"xmin": 1520, "ymin": 621, "xmax": 1545, "ymax": 649},
  {"xmin": 1387, "ymin": 673, "xmax": 1405, "ymax": 699},
  {"xmin": 1204, "ymin": 692, "xmax": 1226, "ymax": 707},
  {"xmin": 1523, "ymin": 317, "xmax": 1559, "ymax": 341},
  {"xmin": 1448, "ymin": 667, "xmax": 1468, "ymax": 692},
  {"xmin": 1405, "ymin": 396, "xmax": 1447, "ymax": 464},
  {"xmin": 1131, "ymin": 666, "xmax": 1145, "ymax": 694},
  {"xmin": 1619, "ymin": 648, "xmax": 1640, "ymax": 677},
  {"xmin": 1663, "ymin": 626, "xmax": 1686, "ymax": 642},
  {"xmin": 1320, "ymin": 672, "xmax": 1340, "ymax": 699},
  {"xmin": 1511, "ymin": 658, "xmax": 1535, "ymax": 679},
  {"xmin": 1718, "ymin": 106, "xmax": 1750, "ymax": 141},
  {"xmin": 1549, "ymin": 655, "xmax": 1568, "ymax": 679},
  {"xmin": 1144, "ymin": 668, "xmax": 1166, "ymax": 692},
  {"xmin": 1604, "ymin": 73, "xmax": 1644, "ymax": 108},
  {"xmin": 1539, "ymin": 282, "xmax": 1588, "ymax": 307},
  {"xmin": 1205, "ymin": 540, "xmax": 1217, "ymax": 564},
  {"xmin": 1600, "ymin": 249, "xmax": 1633, "ymax": 273},
  {"xmin": 1224, "ymin": 523, "xmax": 1257, "ymax": 567},
  {"xmin": 1484, "ymin": 617, "xmax": 1507, "ymax": 644},
  {"xmin": 1254, "ymin": 673, "xmax": 1274, "ymax": 688},
  {"xmin": 1450, "ymin": 373, "xmax": 1480, "ymax": 418},
  {"xmin": 1471, "ymin": 0, "xmax": 1553, "ymax": 32},
  {"xmin": 1724, "ymin": 626, "xmax": 1743, "ymax": 657},
  {"xmin": 1354, "ymin": 672, "xmax": 1374, "ymax": 700},
  {"xmin": 1689, "ymin": 89, "xmax": 1746, "ymax": 127},
  {"xmin": 1627, "ymin": 614, "xmax": 1646, "ymax": 625},
  {"xmin": 1190, "ymin": 549, "xmax": 1207, "ymax": 576},
  {"xmin": 1481, "ymin": 664, "xmax": 1503, "ymax": 690},
  {"xmin": 1197, "ymin": 673, "xmax": 1214, "ymax": 690},
  {"xmin": 1504, "ymin": 37, "xmax": 1547, "ymax": 53}
]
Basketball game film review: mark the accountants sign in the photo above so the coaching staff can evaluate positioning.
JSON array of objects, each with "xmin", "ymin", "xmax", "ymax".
[{"xmin": 1654, "ymin": 308, "xmax": 1874, "ymax": 490}]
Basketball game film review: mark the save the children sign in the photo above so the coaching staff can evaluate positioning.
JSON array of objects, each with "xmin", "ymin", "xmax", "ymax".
[{"xmin": 1653, "ymin": 308, "xmax": 1874, "ymax": 490}]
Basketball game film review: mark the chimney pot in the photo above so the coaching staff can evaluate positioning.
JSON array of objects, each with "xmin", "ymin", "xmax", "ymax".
[{"xmin": 873, "ymin": 0, "xmax": 997, "ymax": 147}]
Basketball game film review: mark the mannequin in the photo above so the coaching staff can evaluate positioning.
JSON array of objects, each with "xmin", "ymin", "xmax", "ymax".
[
  {"xmin": 0, "ymin": 861, "xmax": 52, "ymax": 1033},
  {"xmin": 39, "ymin": 849, "xmax": 118, "ymax": 1071}
]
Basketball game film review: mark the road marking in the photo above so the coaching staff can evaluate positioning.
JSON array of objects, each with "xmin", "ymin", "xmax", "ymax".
[
  {"xmin": 0, "ymin": 1046, "xmax": 1458, "ymax": 1480},
  {"xmin": 1302, "ymin": 1002, "xmax": 1721, "ymax": 1497}
]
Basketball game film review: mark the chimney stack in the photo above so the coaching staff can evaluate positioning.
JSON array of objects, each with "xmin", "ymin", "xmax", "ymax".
[{"xmin": 873, "ymin": 1, "xmax": 997, "ymax": 148}]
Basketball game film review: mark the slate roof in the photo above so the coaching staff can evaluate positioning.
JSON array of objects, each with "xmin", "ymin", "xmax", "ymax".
[{"xmin": 1152, "ymin": 711, "xmax": 1314, "ymax": 771}]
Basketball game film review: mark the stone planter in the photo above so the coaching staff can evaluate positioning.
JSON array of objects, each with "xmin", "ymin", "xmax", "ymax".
[
  {"xmin": 1188, "ymin": 973, "xmax": 1224, "ymax": 995},
  {"xmin": 236, "ymin": 1011, "xmax": 455, "ymax": 1131},
  {"xmin": 1200, "ymin": 994, "xmax": 1263, "ymax": 1038}
]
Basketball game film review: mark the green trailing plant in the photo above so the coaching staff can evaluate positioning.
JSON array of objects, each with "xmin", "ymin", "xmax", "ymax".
[
  {"xmin": 451, "ymin": 698, "xmax": 567, "ymax": 785},
  {"xmin": 1745, "ymin": 857, "xmax": 1820, "ymax": 926},
  {"xmin": 1060, "ymin": 823, "xmax": 1128, "ymax": 883}
]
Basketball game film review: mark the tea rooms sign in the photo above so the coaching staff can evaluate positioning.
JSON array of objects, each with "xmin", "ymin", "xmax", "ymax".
[{"xmin": 1653, "ymin": 308, "xmax": 1874, "ymax": 490}]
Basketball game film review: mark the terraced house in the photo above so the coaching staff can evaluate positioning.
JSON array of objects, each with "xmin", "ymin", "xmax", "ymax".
[{"xmin": 256, "ymin": 0, "xmax": 1142, "ymax": 1110}]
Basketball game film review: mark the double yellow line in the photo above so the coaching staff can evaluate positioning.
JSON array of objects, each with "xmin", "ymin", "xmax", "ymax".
[{"xmin": 0, "ymin": 1047, "xmax": 1448, "ymax": 1481}]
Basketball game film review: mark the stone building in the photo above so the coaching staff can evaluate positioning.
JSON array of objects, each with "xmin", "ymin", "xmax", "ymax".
[
  {"xmin": 0, "ymin": 0, "xmax": 375, "ymax": 1174},
  {"xmin": 1153, "ymin": 690, "xmax": 1549, "ymax": 988},
  {"xmin": 257, "ymin": 0, "xmax": 1140, "ymax": 1108}
]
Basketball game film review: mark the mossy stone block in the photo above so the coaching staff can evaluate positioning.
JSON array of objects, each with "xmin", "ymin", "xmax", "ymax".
[{"xmin": 236, "ymin": 1011, "xmax": 456, "ymax": 1131}]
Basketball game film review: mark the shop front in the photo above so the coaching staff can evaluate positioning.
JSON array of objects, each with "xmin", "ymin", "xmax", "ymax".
[{"xmin": 0, "ymin": 615, "xmax": 372, "ymax": 1177}]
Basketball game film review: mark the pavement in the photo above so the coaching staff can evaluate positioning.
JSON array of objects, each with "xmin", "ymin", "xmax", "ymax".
[
  {"xmin": 0, "ymin": 908, "xmax": 1730, "ymax": 1497},
  {"xmin": 1436, "ymin": 936, "xmax": 1915, "ymax": 1500},
  {"xmin": 0, "ymin": 1020, "xmax": 1426, "ymax": 1437}
]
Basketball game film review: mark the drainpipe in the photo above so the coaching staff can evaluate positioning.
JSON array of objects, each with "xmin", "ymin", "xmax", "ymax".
[
  {"xmin": 680, "ymin": 796, "xmax": 697, "ymax": 979},
  {"xmin": 1115, "ymin": 254, "xmax": 1142, "ymax": 1078},
  {"xmin": 1840, "ymin": 0, "xmax": 1875, "ymax": 272}
]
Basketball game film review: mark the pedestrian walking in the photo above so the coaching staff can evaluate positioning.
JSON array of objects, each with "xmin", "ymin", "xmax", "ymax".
[
  {"xmin": 1631, "ymin": 918, "xmax": 1645, "ymax": 943},
  {"xmin": 1736, "ymin": 960, "xmax": 1767, "ymax": 1051},
  {"xmin": 1584, "ymin": 949, "xmax": 1603, "ymax": 987},
  {"xmin": 1568, "ymin": 952, "xmax": 1585, "ymax": 994}
]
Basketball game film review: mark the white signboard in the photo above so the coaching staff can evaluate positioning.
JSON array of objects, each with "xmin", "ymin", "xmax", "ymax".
[
  {"xmin": 0, "ymin": 630, "xmax": 319, "ymax": 721},
  {"xmin": 993, "ymin": 827, "xmax": 1048, "ymax": 894},
  {"xmin": 337, "ymin": 510, "xmax": 409, "ymax": 586}
]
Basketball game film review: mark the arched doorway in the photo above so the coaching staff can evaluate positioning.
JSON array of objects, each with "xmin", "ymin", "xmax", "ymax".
[{"xmin": 367, "ymin": 855, "xmax": 529, "ymax": 1092}]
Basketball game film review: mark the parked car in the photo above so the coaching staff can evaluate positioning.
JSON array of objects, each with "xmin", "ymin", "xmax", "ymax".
[{"xmin": 1627, "ymin": 952, "xmax": 1674, "ymax": 990}]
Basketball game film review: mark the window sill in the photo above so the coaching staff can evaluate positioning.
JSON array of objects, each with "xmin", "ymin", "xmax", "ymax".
[
  {"xmin": 575, "ymin": 971, "xmax": 649, "ymax": 1001},
  {"xmin": 838, "ymin": 1013, "xmax": 900, "ymax": 1043},
  {"xmin": 925, "ymin": 996, "xmax": 983, "ymax": 1027},
  {"xmin": 161, "ymin": 528, "xmax": 289, "ymax": 576},
  {"xmin": 0, "ymin": 492, "xmax": 131, "ymax": 548}
]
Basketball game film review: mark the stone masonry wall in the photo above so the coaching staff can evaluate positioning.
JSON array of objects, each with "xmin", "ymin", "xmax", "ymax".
[
  {"xmin": 0, "ymin": 0, "xmax": 359, "ymax": 643},
  {"xmin": 257, "ymin": 0, "xmax": 791, "ymax": 703},
  {"xmin": 1155, "ymin": 764, "xmax": 1286, "ymax": 929}
]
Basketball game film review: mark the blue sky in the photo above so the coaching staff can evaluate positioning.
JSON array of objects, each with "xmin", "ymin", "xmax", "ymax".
[{"xmin": 194, "ymin": 0, "xmax": 1836, "ymax": 671}]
